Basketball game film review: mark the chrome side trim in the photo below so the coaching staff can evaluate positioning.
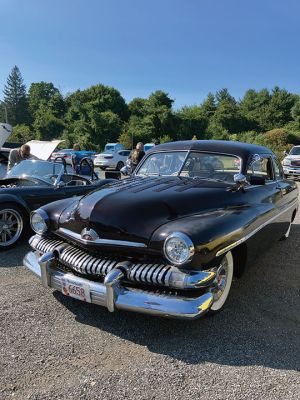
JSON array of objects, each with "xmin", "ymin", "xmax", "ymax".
[
  {"xmin": 216, "ymin": 200, "xmax": 298, "ymax": 257},
  {"xmin": 58, "ymin": 227, "xmax": 147, "ymax": 248}
]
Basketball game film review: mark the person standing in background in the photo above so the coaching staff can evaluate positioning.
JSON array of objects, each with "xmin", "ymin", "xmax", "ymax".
[
  {"xmin": 7, "ymin": 144, "xmax": 35, "ymax": 171},
  {"xmin": 129, "ymin": 142, "xmax": 145, "ymax": 172},
  {"xmin": 71, "ymin": 143, "xmax": 81, "ymax": 170}
]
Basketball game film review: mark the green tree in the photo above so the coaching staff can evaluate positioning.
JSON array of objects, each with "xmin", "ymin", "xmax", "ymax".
[
  {"xmin": 3, "ymin": 66, "xmax": 29, "ymax": 125},
  {"xmin": 128, "ymin": 98, "xmax": 147, "ymax": 118},
  {"xmin": 125, "ymin": 91, "xmax": 176, "ymax": 144},
  {"xmin": 209, "ymin": 89, "xmax": 241, "ymax": 134},
  {"xmin": 33, "ymin": 105, "xmax": 65, "ymax": 141},
  {"xmin": 201, "ymin": 93, "xmax": 216, "ymax": 120},
  {"xmin": 176, "ymin": 105, "xmax": 207, "ymax": 140},
  {"xmin": 118, "ymin": 130, "xmax": 133, "ymax": 149},
  {"xmin": 64, "ymin": 84, "xmax": 128, "ymax": 149},
  {"xmin": 28, "ymin": 82, "xmax": 65, "ymax": 118},
  {"xmin": 239, "ymin": 89, "xmax": 270, "ymax": 131},
  {"xmin": 66, "ymin": 84, "xmax": 129, "ymax": 122},
  {"xmin": 264, "ymin": 87, "xmax": 297, "ymax": 129},
  {"xmin": 291, "ymin": 99, "xmax": 300, "ymax": 126},
  {"xmin": 7, "ymin": 124, "xmax": 35, "ymax": 143}
]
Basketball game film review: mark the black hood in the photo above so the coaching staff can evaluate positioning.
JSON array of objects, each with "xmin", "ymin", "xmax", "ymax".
[{"xmin": 59, "ymin": 176, "xmax": 239, "ymax": 243}]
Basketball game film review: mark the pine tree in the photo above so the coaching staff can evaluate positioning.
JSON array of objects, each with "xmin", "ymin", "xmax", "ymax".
[{"xmin": 3, "ymin": 66, "xmax": 29, "ymax": 125}]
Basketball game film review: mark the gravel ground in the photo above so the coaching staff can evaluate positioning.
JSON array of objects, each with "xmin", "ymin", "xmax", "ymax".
[{"xmin": 0, "ymin": 190, "xmax": 299, "ymax": 400}]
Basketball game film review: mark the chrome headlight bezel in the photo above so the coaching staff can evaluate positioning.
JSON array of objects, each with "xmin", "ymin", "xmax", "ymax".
[
  {"xmin": 283, "ymin": 158, "xmax": 291, "ymax": 166},
  {"xmin": 30, "ymin": 209, "xmax": 49, "ymax": 235},
  {"xmin": 163, "ymin": 232, "xmax": 195, "ymax": 266}
]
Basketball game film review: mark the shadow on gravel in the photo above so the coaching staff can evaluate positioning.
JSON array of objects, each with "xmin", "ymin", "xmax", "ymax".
[
  {"xmin": 53, "ymin": 224, "xmax": 300, "ymax": 372},
  {"xmin": 0, "ymin": 243, "xmax": 29, "ymax": 268}
]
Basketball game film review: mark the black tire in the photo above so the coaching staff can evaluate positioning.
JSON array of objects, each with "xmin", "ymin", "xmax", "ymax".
[
  {"xmin": 0, "ymin": 203, "xmax": 27, "ymax": 251},
  {"xmin": 116, "ymin": 161, "xmax": 124, "ymax": 171}
]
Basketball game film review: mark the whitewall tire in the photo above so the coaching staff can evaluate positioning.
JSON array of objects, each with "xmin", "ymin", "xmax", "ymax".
[{"xmin": 210, "ymin": 251, "xmax": 234, "ymax": 312}]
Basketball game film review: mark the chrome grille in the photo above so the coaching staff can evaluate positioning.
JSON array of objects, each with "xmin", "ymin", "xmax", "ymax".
[{"xmin": 30, "ymin": 235, "xmax": 171, "ymax": 286}]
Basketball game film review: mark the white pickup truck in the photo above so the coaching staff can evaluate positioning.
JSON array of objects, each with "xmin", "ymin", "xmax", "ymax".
[{"xmin": 282, "ymin": 146, "xmax": 300, "ymax": 178}]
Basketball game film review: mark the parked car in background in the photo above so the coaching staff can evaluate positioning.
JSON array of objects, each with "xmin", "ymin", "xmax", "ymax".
[
  {"xmin": 24, "ymin": 140, "xmax": 298, "ymax": 319},
  {"xmin": 144, "ymin": 143, "xmax": 156, "ymax": 152},
  {"xmin": 282, "ymin": 146, "xmax": 300, "ymax": 178},
  {"xmin": 0, "ymin": 157, "xmax": 114, "ymax": 250},
  {"xmin": 94, "ymin": 149, "xmax": 131, "ymax": 170},
  {"xmin": 104, "ymin": 143, "xmax": 124, "ymax": 153},
  {"xmin": 50, "ymin": 149, "xmax": 97, "ymax": 165}
]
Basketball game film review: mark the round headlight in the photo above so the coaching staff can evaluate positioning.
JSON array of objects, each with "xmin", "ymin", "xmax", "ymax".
[
  {"xmin": 163, "ymin": 232, "xmax": 194, "ymax": 265},
  {"xmin": 31, "ymin": 210, "xmax": 49, "ymax": 234}
]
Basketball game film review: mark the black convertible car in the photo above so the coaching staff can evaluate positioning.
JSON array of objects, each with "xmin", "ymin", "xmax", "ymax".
[
  {"xmin": 24, "ymin": 140, "xmax": 298, "ymax": 319},
  {"xmin": 0, "ymin": 158, "xmax": 113, "ymax": 250}
]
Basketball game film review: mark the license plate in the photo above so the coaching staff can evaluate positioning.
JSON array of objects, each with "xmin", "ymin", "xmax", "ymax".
[{"xmin": 61, "ymin": 275, "xmax": 91, "ymax": 303}]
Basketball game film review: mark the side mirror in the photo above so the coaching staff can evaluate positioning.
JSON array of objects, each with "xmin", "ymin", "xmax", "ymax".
[
  {"xmin": 55, "ymin": 181, "xmax": 65, "ymax": 189},
  {"xmin": 120, "ymin": 165, "xmax": 129, "ymax": 176},
  {"xmin": 234, "ymin": 173, "xmax": 248, "ymax": 186}
]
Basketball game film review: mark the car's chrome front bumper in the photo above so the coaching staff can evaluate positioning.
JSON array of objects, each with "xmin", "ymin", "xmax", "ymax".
[
  {"xmin": 283, "ymin": 166, "xmax": 300, "ymax": 176},
  {"xmin": 23, "ymin": 251, "xmax": 214, "ymax": 319}
]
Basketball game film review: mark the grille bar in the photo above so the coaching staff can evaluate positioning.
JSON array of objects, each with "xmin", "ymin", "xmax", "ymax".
[
  {"xmin": 29, "ymin": 235, "xmax": 171, "ymax": 287},
  {"xmin": 29, "ymin": 235, "xmax": 216, "ymax": 290}
]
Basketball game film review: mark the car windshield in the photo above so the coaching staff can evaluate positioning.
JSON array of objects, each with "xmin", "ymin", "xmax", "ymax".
[
  {"xmin": 136, "ymin": 151, "xmax": 240, "ymax": 179},
  {"xmin": 289, "ymin": 147, "xmax": 300, "ymax": 155},
  {"xmin": 104, "ymin": 145, "xmax": 115, "ymax": 152},
  {"xmin": 7, "ymin": 160, "xmax": 64, "ymax": 184}
]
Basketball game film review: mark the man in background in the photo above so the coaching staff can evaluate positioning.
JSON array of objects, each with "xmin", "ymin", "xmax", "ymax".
[{"xmin": 7, "ymin": 144, "xmax": 34, "ymax": 171}]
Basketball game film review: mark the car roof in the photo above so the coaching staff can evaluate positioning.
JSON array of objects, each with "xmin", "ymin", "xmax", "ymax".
[{"xmin": 148, "ymin": 140, "xmax": 273, "ymax": 158}]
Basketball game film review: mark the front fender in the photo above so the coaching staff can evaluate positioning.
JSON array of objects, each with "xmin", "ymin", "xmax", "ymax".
[
  {"xmin": 0, "ymin": 193, "xmax": 30, "ymax": 214},
  {"xmin": 149, "ymin": 204, "xmax": 275, "ymax": 267},
  {"xmin": 37, "ymin": 197, "xmax": 82, "ymax": 231}
]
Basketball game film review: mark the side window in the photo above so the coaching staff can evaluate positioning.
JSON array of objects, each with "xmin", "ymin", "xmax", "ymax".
[
  {"xmin": 273, "ymin": 157, "xmax": 284, "ymax": 180},
  {"xmin": 247, "ymin": 157, "xmax": 274, "ymax": 181}
]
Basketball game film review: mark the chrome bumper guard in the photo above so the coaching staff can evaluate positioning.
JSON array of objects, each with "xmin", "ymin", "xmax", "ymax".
[{"xmin": 23, "ymin": 250, "xmax": 214, "ymax": 319}]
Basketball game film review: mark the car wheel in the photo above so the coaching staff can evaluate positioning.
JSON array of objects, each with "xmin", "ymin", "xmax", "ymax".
[
  {"xmin": 208, "ymin": 251, "xmax": 234, "ymax": 313},
  {"xmin": 0, "ymin": 204, "xmax": 26, "ymax": 251},
  {"xmin": 116, "ymin": 161, "xmax": 124, "ymax": 171}
]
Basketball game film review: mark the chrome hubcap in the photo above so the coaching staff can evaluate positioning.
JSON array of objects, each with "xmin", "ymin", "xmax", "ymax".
[
  {"xmin": 213, "ymin": 259, "xmax": 229, "ymax": 302},
  {"xmin": 0, "ymin": 209, "xmax": 23, "ymax": 246}
]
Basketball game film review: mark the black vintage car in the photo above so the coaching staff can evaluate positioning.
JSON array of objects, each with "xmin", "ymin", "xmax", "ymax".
[
  {"xmin": 24, "ymin": 140, "xmax": 298, "ymax": 319},
  {"xmin": 0, "ymin": 158, "xmax": 113, "ymax": 250}
]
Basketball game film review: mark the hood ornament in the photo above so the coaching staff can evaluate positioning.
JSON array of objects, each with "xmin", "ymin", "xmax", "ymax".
[{"xmin": 81, "ymin": 228, "xmax": 99, "ymax": 241}]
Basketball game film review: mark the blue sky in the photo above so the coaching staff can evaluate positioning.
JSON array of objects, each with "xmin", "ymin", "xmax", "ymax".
[{"xmin": 0, "ymin": 0, "xmax": 299, "ymax": 108}]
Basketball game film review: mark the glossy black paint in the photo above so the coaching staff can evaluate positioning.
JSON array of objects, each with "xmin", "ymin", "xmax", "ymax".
[{"xmin": 38, "ymin": 141, "xmax": 299, "ymax": 270}]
